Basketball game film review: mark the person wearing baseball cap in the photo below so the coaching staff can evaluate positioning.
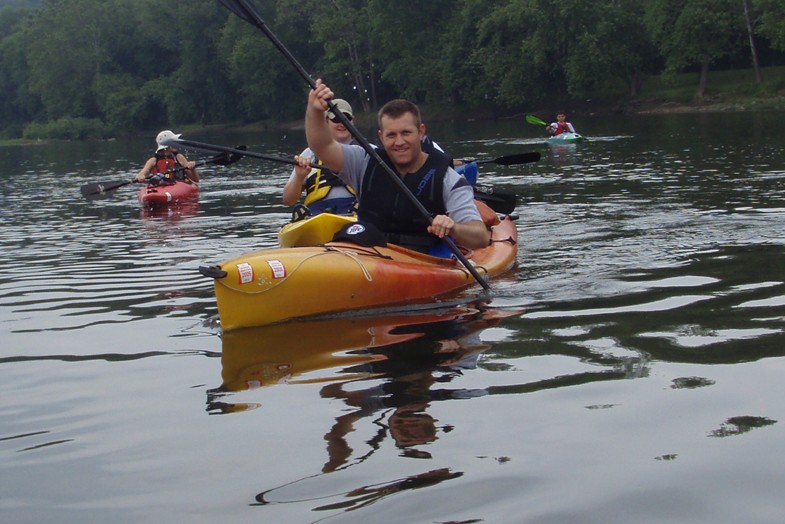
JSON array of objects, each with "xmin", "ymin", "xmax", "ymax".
[
  {"xmin": 283, "ymin": 99, "xmax": 358, "ymax": 217},
  {"xmin": 135, "ymin": 129, "xmax": 199, "ymax": 184}
]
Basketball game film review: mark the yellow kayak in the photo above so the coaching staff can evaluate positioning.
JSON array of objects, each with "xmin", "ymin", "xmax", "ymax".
[
  {"xmin": 199, "ymin": 212, "xmax": 518, "ymax": 331},
  {"xmin": 278, "ymin": 213, "xmax": 356, "ymax": 247}
]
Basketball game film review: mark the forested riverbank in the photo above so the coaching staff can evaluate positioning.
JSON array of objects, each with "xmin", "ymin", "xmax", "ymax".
[{"xmin": 1, "ymin": 0, "xmax": 784, "ymax": 140}]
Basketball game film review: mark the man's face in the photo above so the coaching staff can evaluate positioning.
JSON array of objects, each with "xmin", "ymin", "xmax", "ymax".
[
  {"xmin": 557, "ymin": 113, "xmax": 566, "ymax": 121},
  {"xmin": 328, "ymin": 113, "xmax": 353, "ymax": 144},
  {"xmin": 378, "ymin": 112, "xmax": 425, "ymax": 171}
]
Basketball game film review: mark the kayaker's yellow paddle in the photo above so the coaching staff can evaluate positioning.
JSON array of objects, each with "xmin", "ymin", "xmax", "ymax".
[
  {"xmin": 219, "ymin": 0, "xmax": 493, "ymax": 292},
  {"xmin": 526, "ymin": 114, "xmax": 548, "ymax": 126},
  {"xmin": 80, "ymin": 146, "xmax": 246, "ymax": 201}
]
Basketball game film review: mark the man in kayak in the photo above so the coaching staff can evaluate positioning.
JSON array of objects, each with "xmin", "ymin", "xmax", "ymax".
[
  {"xmin": 284, "ymin": 99, "xmax": 358, "ymax": 217},
  {"xmin": 546, "ymin": 111, "xmax": 577, "ymax": 136},
  {"xmin": 302, "ymin": 79, "xmax": 489, "ymax": 254},
  {"xmin": 135, "ymin": 130, "xmax": 198, "ymax": 185}
]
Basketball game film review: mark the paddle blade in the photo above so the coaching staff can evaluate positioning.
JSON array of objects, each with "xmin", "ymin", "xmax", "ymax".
[
  {"xmin": 493, "ymin": 151, "xmax": 541, "ymax": 166},
  {"xmin": 526, "ymin": 115, "xmax": 547, "ymax": 126},
  {"xmin": 474, "ymin": 151, "xmax": 541, "ymax": 166},
  {"xmin": 209, "ymin": 152, "xmax": 234, "ymax": 167},
  {"xmin": 80, "ymin": 180, "xmax": 133, "ymax": 200},
  {"xmin": 474, "ymin": 185, "xmax": 517, "ymax": 215},
  {"xmin": 218, "ymin": 0, "xmax": 258, "ymax": 26},
  {"xmin": 225, "ymin": 145, "xmax": 247, "ymax": 165}
]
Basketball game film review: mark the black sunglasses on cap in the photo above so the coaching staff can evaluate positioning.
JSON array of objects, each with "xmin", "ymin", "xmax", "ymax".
[{"xmin": 328, "ymin": 113, "xmax": 353, "ymax": 124}]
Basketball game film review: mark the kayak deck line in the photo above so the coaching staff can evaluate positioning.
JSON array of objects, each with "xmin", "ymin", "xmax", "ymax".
[{"xmin": 208, "ymin": 242, "xmax": 496, "ymax": 297}]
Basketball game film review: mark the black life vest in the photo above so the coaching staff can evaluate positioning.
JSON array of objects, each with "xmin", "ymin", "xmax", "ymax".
[
  {"xmin": 421, "ymin": 135, "xmax": 455, "ymax": 168},
  {"xmin": 358, "ymin": 149, "xmax": 450, "ymax": 248}
]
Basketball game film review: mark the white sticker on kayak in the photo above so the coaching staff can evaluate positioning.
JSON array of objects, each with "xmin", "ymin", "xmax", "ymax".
[
  {"xmin": 266, "ymin": 259, "xmax": 286, "ymax": 279},
  {"xmin": 237, "ymin": 262, "xmax": 254, "ymax": 284}
]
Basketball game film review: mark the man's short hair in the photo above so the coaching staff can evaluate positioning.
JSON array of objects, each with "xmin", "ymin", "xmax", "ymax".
[{"xmin": 377, "ymin": 99, "xmax": 422, "ymax": 128}]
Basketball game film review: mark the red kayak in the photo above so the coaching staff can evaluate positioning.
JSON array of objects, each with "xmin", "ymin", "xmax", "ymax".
[{"xmin": 138, "ymin": 180, "xmax": 199, "ymax": 208}]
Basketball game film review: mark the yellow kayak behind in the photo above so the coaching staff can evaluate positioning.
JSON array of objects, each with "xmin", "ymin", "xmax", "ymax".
[{"xmin": 278, "ymin": 213, "xmax": 356, "ymax": 247}]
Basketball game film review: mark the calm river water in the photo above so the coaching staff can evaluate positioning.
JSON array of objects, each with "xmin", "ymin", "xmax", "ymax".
[{"xmin": 2, "ymin": 111, "xmax": 784, "ymax": 523}]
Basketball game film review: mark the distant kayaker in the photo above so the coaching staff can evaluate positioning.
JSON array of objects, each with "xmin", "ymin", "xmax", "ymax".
[
  {"xmin": 302, "ymin": 79, "xmax": 489, "ymax": 254},
  {"xmin": 135, "ymin": 130, "xmax": 198, "ymax": 184},
  {"xmin": 546, "ymin": 111, "xmax": 577, "ymax": 136},
  {"xmin": 284, "ymin": 99, "xmax": 358, "ymax": 217}
]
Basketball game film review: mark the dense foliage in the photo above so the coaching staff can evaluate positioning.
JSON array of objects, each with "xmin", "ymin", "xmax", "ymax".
[{"xmin": 0, "ymin": 0, "xmax": 783, "ymax": 139}]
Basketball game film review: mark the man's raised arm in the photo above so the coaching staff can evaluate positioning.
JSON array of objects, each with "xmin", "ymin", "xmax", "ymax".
[{"xmin": 305, "ymin": 79, "xmax": 345, "ymax": 173}]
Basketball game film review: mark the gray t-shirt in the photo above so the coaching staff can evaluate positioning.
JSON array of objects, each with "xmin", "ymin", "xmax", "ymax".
[{"xmin": 337, "ymin": 144, "xmax": 481, "ymax": 224}]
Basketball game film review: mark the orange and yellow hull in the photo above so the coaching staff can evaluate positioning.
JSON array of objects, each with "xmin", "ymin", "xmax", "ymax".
[{"xmin": 202, "ymin": 215, "xmax": 517, "ymax": 331}]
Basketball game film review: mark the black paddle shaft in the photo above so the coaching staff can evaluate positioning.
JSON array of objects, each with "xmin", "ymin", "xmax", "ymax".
[
  {"xmin": 219, "ymin": 0, "xmax": 491, "ymax": 291},
  {"xmin": 163, "ymin": 138, "xmax": 326, "ymax": 171}
]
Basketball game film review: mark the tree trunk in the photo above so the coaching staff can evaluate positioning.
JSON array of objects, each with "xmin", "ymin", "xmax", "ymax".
[
  {"xmin": 347, "ymin": 42, "xmax": 371, "ymax": 113},
  {"xmin": 697, "ymin": 61, "xmax": 710, "ymax": 99},
  {"xmin": 369, "ymin": 60, "xmax": 378, "ymax": 110},
  {"xmin": 628, "ymin": 73, "xmax": 641, "ymax": 97},
  {"xmin": 742, "ymin": 0, "xmax": 762, "ymax": 83}
]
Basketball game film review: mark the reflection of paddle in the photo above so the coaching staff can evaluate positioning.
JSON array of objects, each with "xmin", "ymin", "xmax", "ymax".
[
  {"xmin": 526, "ymin": 114, "xmax": 547, "ymax": 126},
  {"xmin": 80, "ymin": 147, "xmax": 245, "ymax": 200},
  {"xmin": 218, "ymin": 0, "xmax": 492, "ymax": 293},
  {"xmin": 460, "ymin": 151, "xmax": 540, "ymax": 166}
]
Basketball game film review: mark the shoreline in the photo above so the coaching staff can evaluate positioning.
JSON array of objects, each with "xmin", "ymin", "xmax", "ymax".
[
  {"xmin": 621, "ymin": 94, "xmax": 785, "ymax": 115},
  {"xmin": 4, "ymin": 94, "xmax": 784, "ymax": 145},
  {"xmin": 276, "ymin": 94, "xmax": 785, "ymax": 131}
]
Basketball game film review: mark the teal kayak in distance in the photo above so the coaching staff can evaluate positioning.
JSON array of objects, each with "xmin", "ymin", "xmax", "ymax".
[{"xmin": 548, "ymin": 132, "xmax": 585, "ymax": 144}]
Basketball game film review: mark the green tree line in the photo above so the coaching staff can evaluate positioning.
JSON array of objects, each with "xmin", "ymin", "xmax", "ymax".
[{"xmin": 1, "ymin": 0, "xmax": 784, "ymax": 139}]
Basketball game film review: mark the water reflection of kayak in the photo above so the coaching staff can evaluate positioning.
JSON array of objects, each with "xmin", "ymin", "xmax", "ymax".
[
  {"xmin": 210, "ymin": 306, "xmax": 521, "ymax": 476},
  {"xmin": 214, "ymin": 307, "xmax": 516, "ymax": 394},
  {"xmin": 139, "ymin": 199, "xmax": 199, "ymax": 221}
]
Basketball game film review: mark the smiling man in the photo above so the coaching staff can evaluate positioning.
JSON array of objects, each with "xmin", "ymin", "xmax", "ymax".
[{"xmin": 303, "ymin": 79, "xmax": 489, "ymax": 255}]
